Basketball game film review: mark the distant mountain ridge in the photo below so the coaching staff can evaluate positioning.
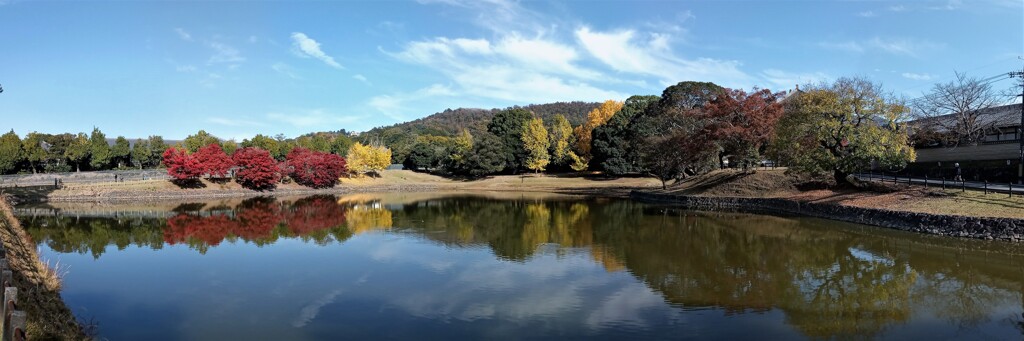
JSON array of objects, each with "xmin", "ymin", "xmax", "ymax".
[{"xmin": 360, "ymin": 101, "xmax": 601, "ymax": 139}]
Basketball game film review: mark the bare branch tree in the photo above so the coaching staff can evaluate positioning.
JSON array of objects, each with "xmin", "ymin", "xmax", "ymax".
[{"xmin": 913, "ymin": 72, "xmax": 1007, "ymax": 146}]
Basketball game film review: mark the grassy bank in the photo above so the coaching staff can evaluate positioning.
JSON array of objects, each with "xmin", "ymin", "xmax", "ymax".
[
  {"xmin": 3, "ymin": 170, "xmax": 662, "ymax": 203},
  {"xmin": 658, "ymin": 168, "xmax": 1024, "ymax": 220},
  {"xmin": 0, "ymin": 196, "xmax": 87, "ymax": 339}
]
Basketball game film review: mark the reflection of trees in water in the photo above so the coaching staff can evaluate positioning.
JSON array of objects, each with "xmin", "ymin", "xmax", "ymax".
[{"xmin": 19, "ymin": 195, "xmax": 1024, "ymax": 339}]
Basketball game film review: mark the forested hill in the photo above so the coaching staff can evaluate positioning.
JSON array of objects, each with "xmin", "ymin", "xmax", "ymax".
[{"xmin": 360, "ymin": 101, "xmax": 600, "ymax": 140}]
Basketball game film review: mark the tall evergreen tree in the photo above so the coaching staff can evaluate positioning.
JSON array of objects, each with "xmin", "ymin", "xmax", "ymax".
[
  {"xmin": 111, "ymin": 136, "xmax": 131, "ymax": 169},
  {"xmin": 131, "ymin": 139, "xmax": 151, "ymax": 169},
  {"xmin": 89, "ymin": 127, "xmax": 111, "ymax": 169},
  {"xmin": 0, "ymin": 130, "xmax": 23, "ymax": 174},
  {"xmin": 22, "ymin": 132, "xmax": 47, "ymax": 174},
  {"xmin": 65, "ymin": 133, "xmax": 91, "ymax": 172},
  {"xmin": 486, "ymin": 108, "xmax": 532, "ymax": 172},
  {"xmin": 147, "ymin": 135, "xmax": 168, "ymax": 168}
]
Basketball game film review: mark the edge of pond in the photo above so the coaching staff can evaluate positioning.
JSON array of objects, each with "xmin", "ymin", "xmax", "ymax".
[{"xmin": 630, "ymin": 191, "xmax": 1024, "ymax": 242}]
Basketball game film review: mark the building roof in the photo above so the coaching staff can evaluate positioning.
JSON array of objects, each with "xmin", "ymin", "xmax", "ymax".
[{"xmin": 909, "ymin": 103, "xmax": 1023, "ymax": 130}]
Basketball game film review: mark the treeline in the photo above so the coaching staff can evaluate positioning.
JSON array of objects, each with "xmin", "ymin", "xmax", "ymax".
[
  {"xmin": 397, "ymin": 77, "xmax": 916, "ymax": 188},
  {"xmin": 0, "ymin": 128, "xmax": 360, "ymax": 175}
]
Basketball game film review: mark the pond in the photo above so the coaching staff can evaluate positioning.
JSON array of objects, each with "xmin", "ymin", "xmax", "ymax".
[{"xmin": 14, "ymin": 192, "xmax": 1024, "ymax": 340}]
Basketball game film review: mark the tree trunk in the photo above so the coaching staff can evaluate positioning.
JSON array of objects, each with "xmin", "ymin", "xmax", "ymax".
[
  {"xmin": 30, "ymin": 162, "xmax": 36, "ymax": 174},
  {"xmin": 834, "ymin": 169, "xmax": 850, "ymax": 185},
  {"xmin": 76, "ymin": 163, "xmax": 80, "ymax": 172},
  {"xmin": 661, "ymin": 178, "xmax": 667, "ymax": 190}
]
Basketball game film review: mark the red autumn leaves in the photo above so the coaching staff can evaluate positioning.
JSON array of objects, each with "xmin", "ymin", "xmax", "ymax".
[{"xmin": 162, "ymin": 143, "xmax": 348, "ymax": 190}]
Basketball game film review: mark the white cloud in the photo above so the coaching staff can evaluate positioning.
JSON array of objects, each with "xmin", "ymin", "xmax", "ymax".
[
  {"xmin": 266, "ymin": 109, "xmax": 365, "ymax": 128},
  {"xmin": 857, "ymin": 11, "xmax": 877, "ymax": 17},
  {"xmin": 207, "ymin": 41, "xmax": 244, "ymax": 64},
  {"xmin": 901, "ymin": 72, "xmax": 935, "ymax": 81},
  {"xmin": 174, "ymin": 28, "xmax": 193, "ymax": 41},
  {"xmin": 291, "ymin": 32, "xmax": 343, "ymax": 69},
  {"xmin": 888, "ymin": 5, "xmax": 906, "ymax": 11},
  {"xmin": 760, "ymin": 69, "xmax": 830, "ymax": 88},
  {"xmin": 271, "ymin": 62, "xmax": 301, "ymax": 80},
  {"xmin": 176, "ymin": 65, "xmax": 197, "ymax": 72},
  {"xmin": 575, "ymin": 26, "xmax": 750, "ymax": 88},
  {"xmin": 353, "ymin": 74, "xmax": 370, "ymax": 85},
  {"xmin": 368, "ymin": 84, "xmax": 457, "ymax": 121}
]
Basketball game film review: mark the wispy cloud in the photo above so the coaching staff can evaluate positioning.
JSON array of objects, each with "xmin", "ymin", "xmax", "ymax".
[
  {"xmin": 888, "ymin": 5, "xmax": 906, "ymax": 12},
  {"xmin": 176, "ymin": 65, "xmax": 197, "ymax": 72},
  {"xmin": 857, "ymin": 11, "xmax": 877, "ymax": 17},
  {"xmin": 207, "ymin": 117, "xmax": 266, "ymax": 127},
  {"xmin": 760, "ymin": 69, "xmax": 830, "ymax": 88},
  {"xmin": 575, "ymin": 26, "xmax": 750, "ymax": 88},
  {"xmin": 901, "ymin": 72, "xmax": 935, "ymax": 81},
  {"xmin": 207, "ymin": 41, "xmax": 244, "ymax": 64},
  {"xmin": 271, "ymin": 62, "xmax": 301, "ymax": 80},
  {"xmin": 174, "ymin": 28, "xmax": 193, "ymax": 41},
  {"xmin": 819, "ymin": 37, "xmax": 941, "ymax": 57},
  {"xmin": 199, "ymin": 73, "xmax": 222, "ymax": 88},
  {"xmin": 291, "ymin": 32, "xmax": 343, "ymax": 69},
  {"xmin": 353, "ymin": 74, "xmax": 371, "ymax": 85}
]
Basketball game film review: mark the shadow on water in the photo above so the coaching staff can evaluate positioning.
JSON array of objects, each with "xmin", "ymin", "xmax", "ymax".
[{"xmin": 14, "ymin": 192, "xmax": 1024, "ymax": 339}]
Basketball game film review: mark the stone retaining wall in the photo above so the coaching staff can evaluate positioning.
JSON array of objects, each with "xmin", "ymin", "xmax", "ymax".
[{"xmin": 630, "ymin": 191, "xmax": 1024, "ymax": 242}]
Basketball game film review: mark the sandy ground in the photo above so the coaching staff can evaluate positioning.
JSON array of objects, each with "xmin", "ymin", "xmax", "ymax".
[{"xmin": 1, "ymin": 170, "xmax": 662, "ymax": 204}]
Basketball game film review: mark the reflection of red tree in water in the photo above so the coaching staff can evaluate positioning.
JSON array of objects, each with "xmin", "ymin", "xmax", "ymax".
[
  {"xmin": 165, "ymin": 214, "xmax": 240, "ymax": 247},
  {"xmin": 164, "ymin": 196, "xmax": 347, "ymax": 246},
  {"xmin": 283, "ymin": 196, "xmax": 347, "ymax": 235}
]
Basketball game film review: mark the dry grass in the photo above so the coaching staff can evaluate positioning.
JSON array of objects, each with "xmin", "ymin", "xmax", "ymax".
[{"xmin": 0, "ymin": 196, "xmax": 87, "ymax": 339}]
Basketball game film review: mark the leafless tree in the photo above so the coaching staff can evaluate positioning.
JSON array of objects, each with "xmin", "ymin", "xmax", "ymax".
[{"xmin": 913, "ymin": 72, "xmax": 1007, "ymax": 146}]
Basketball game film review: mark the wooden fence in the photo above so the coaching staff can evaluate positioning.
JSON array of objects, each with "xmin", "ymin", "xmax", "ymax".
[{"xmin": 0, "ymin": 246, "xmax": 27, "ymax": 341}]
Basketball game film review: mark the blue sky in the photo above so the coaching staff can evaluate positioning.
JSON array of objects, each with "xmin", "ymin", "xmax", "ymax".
[{"xmin": 0, "ymin": 0, "xmax": 1021, "ymax": 140}]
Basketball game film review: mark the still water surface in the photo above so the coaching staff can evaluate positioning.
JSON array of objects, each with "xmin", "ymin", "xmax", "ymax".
[{"xmin": 14, "ymin": 192, "xmax": 1024, "ymax": 340}]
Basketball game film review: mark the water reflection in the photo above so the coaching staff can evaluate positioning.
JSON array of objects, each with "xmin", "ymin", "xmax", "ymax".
[{"xmin": 16, "ymin": 194, "xmax": 1024, "ymax": 340}]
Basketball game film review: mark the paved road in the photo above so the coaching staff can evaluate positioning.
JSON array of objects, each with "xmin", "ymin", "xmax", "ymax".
[{"xmin": 856, "ymin": 173, "xmax": 1024, "ymax": 195}]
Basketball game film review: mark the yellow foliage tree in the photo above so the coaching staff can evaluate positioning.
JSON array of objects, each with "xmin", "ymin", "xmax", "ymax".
[
  {"xmin": 521, "ymin": 117, "xmax": 550, "ymax": 173},
  {"xmin": 573, "ymin": 100, "xmax": 624, "ymax": 168},
  {"xmin": 346, "ymin": 142, "xmax": 393, "ymax": 177},
  {"xmin": 547, "ymin": 114, "xmax": 573, "ymax": 166}
]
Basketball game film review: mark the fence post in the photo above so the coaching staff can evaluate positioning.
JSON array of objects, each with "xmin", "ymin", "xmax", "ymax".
[
  {"xmin": 8, "ymin": 311, "xmax": 25, "ymax": 341},
  {"xmin": 2, "ymin": 287, "xmax": 16, "ymax": 340},
  {"xmin": 962, "ymin": 180, "xmax": 966, "ymax": 193},
  {"xmin": 925, "ymin": 175, "xmax": 929, "ymax": 189},
  {"xmin": 1010, "ymin": 182, "xmax": 1013, "ymax": 198},
  {"xmin": 942, "ymin": 177, "xmax": 946, "ymax": 190}
]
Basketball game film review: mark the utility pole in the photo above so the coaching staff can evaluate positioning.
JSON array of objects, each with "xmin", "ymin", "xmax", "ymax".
[{"xmin": 1011, "ymin": 70, "xmax": 1024, "ymax": 183}]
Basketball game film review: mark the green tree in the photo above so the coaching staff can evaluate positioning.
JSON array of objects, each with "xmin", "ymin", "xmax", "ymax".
[
  {"xmin": 521, "ymin": 117, "xmax": 550, "ymax": 173},
  {"xmin": 65, "ymin": 133, "xmax": 91, "ymax": 172},
  {"xmin": 147, "ymin": 136, "xmax": 168, "ymax": 168},
  {"xmin": 331, "ymin": 135, "xmax": 354, "ymax": 156},
  {"xmin": 184, "ymin": 130, "xmax": 220, "ymax": 153},
  {"xmin": 771, "ymin": 77, "xmax": 916, "ymax": 184},
  {"xmin": 443, "ymin": 129, "xmax": 473, "ymax": 174},
  {"xmin": 241, "ymin": 134, "xmax": 279, "ymax": 157},
  {"xmin": 487, "ymin": 108, "xmax": 533, "ymax": 172},
  {"xmin": 547, "ymin": 115, "xmax": 573, "ymax": 168},
  {"xmin": 44, "ymin": 133, "xmax": 74, "ymax": 172},
  {"xmin": 111, "ymin": 136, "xmax": 131, "ymax": 169},
  {"xmin": 466, "ymin": 133, "xmax": 508, "ymax": 176},
  {"xmin": 222, "ymin": 140, "xmax": 238, "ymax": 156},
  {"xmin": 591, "ymin": 95, "xmax": 659, "ymax": 175},
  {"xmin": 0, "ymin": 130, "xmax": 23, "ymax": 174},
  {"xmin": 89, "ymin": 127, "xmax": 111, "ymax": 169},
  {"xmin": 297, "ymin": 134, "xmax": 332, "ymax": 153},
  {"xmin": 22, "ymin": 132, "xmax": 47, "ymax": 174},
  {"xmin": 131, "ymin": 139, "xmax": 151, "ymax": 169}
]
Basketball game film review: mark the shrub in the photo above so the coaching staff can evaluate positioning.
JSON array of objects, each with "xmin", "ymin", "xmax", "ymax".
[
  {"xmin": 232, "ymin": 147, "xmax": 281, "ymax": 190},
  {"xmin": 286, "ymin": 147, "xmax": 347, "ymax": 188}
]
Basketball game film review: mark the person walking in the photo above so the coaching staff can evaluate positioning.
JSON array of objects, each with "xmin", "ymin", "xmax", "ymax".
[{"xmin": 954, "ymin": 163, "xmax": 963, "ymax": 182}]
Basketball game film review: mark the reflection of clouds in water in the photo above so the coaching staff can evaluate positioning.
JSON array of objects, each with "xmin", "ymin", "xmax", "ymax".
[
  {"xmin": 292, "ymin": 275, "xmax": 371, "ymax": 328},
  {"xmin": 585, "ymin": 284, "xmax": 667, "ymax": 330},
  {"xmin": 292, "ymin": 289, "xmax": 345, "ymax": 328}
]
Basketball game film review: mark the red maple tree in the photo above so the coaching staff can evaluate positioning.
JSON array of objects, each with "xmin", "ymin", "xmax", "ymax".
[
  {"xmin": 162, "ymin": 147, "xmax": 203, "ymax": 180},
  {"xmin": 232, "ymin": 147, "xmax": 281, "ymax": 190},
  {"xmin": 286, "ymin": 147, "xmax": 348, "ymax": 188},
  {"xmin": 193, "ymin": 143, "xmax": 234, "ymax": 179}
]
